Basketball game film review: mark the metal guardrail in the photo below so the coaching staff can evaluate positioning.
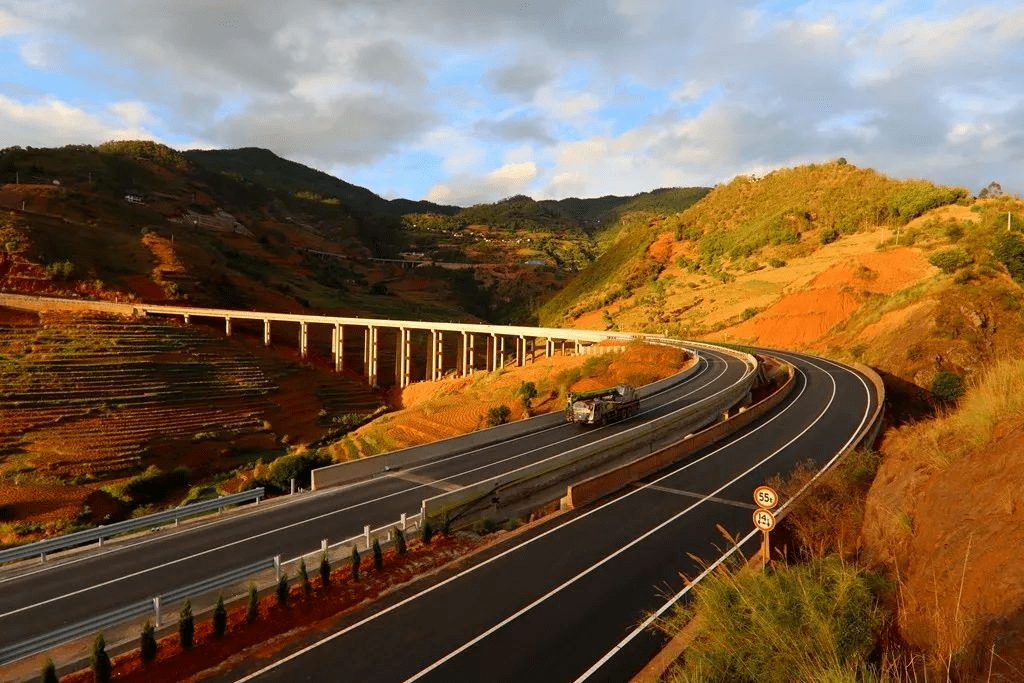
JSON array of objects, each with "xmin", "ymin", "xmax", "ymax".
[
  {"xmin": 0, "ymin": 488, "xmax": 264, "ymax": 565},
  {"xmin": 0, "ymin": 556, "xmax": 275, "ymax": 665},
  {"xmin": 0, "ymin": 597, "xmax": 153, "ymax": 665}
]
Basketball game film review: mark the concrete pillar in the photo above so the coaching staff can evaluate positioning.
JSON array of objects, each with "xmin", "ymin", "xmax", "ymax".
[
  {"xmin": 460, "ymin": 331, "xmax": 469, "ymax": 377},
  {"xmin": 334, "ymin": 324, "xmax": 343, "ymax": 372},
  {"xmin": 499, "ymin": 336, "xmax": 506, "ymax": 368},
  {"xmin": 468, "ymin": 333, "xmax": 476, "ymax": 374},
  {"xmin": 489, "ymin": 333, "xmax": 497, "ymax": 371},
  {"xmin": 397, "ymin": 327, "xmax": 411, "ymax": 387},
  {"xmin": 299, "ymin": 321, "xmax": 308, "ymax": 359},
  {"xmin": 545, "ymin": 337, "xmax": 553, "ymax": 357},
  {"xmin": 518, "ymin": 335, "xmax": 526, "ymax": 366},
  {"xmin": 368, "ymin": 326, "xmax": 379, "ymax": 387},
  {"xmin": 225, "ymin": 317, "xmax": 232, "ymax": 336},
  {"xmin": 364, "ymin": 327, "xmax": 370, "ymax": 375},
  {"xmin": 183, "ymin": 313, "xmax": 190, "ymax": 325},
  {"xmin": 530, "ymin": 337, "xmax": 536, "ymax": 362},
  {"xmin": 263, "ymin": 319, "xmax": 271, "ymax": 346}
]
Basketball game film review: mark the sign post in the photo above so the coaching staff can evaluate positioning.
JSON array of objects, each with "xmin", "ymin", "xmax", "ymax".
[{"xmin": 752, "ymin": 485, "xmax": 778, "ymax": 569}]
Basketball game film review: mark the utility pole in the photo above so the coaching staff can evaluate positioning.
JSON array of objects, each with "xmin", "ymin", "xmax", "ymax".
[{"xmin": 1009, "ymin": 211, "xmax": 1012, "ymax": 232}]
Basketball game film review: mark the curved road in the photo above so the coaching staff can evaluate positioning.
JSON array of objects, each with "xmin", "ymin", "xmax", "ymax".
[
  {"xmin": 214, "ymin": 350, "xmax": 877, "ymax": 682},
  {"xmin": 0, "ymin": 348, "xmax": 750, "ymax": 655}
]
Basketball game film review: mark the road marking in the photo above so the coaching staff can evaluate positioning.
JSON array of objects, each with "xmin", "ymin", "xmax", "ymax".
[
  {"xmin": 637, "ymin": 483, "xmax": 756, "ymax": 509},
  {"xmin": 232, "ymin": 359, "xmax": 808, "ymax": 683},
  {"xmin": 572, "ymin": 352, "xmax": 874, "ymax": 682},
  {"xmin": 387, "ymin": 471, "xmax": 463, "ymax": 492},
  {"xmin": 0, "ymin": 355, "xmax": 729, "ymax": 615}
]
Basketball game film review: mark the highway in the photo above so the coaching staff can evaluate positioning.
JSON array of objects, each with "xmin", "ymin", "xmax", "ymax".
[
  {"xmin": 216, "ymin": 350, "xmax": 878, "ymax": 683},
  {"xmin": 0, "ymin": 347, "xmax": 751, "ymax": 658}
]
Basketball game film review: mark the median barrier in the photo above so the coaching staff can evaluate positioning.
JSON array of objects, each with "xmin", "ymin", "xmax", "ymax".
[
  {"xmin": 563, "ymin": 358, "xmax": 796, "ymax": 510},
  {"xmin": 419, "ymin": 352, "xmax": 758, "ymax": 526},
  {"xmin": 309, "ymin": 350, "xmax": 704, "ymax": 489},
  {"xmin": 852, "ymin": 362, "xmax": 886, "ymax": 450}
]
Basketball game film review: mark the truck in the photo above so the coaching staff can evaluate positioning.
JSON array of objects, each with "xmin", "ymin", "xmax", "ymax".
[{"xmin": 565, "ymin": 384, "xmax": 640, "ymax": 425}]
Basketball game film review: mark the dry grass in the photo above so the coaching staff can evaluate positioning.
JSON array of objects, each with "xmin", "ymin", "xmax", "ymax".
[{"xmin": 891, "ymin": 358, "xmax": 1024, "ymax": 468}]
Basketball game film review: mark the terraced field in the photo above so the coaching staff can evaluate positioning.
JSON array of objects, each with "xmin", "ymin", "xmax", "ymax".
[{"xmin": 0, "ymin": 309, "xmax": 386, "ymax": 535}]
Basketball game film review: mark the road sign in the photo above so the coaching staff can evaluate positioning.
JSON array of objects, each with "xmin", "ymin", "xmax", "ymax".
[
  {"xmin": 753, "ymin": 508, "xmax": 776, "ymax": 532},
  {"xmin": 753, "ymin": 485, "xmax": 778, "ymax": 509}
]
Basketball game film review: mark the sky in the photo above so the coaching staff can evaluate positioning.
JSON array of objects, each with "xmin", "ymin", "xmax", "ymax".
[{"xmin": 0, "ymin": 0, "xmax": 1022, "ymax": 206}]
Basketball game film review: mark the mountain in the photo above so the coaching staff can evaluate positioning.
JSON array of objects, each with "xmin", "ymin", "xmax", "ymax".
[{"xmin": 183, "ymin": 147, "xmax": 461, "ymax": 218}]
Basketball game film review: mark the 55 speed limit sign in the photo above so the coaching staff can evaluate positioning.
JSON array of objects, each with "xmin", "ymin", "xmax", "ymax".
[
  {"xmin": 753, "ymin": 485, "xmax": 778, "ymax": 509},
  {"xmin": 753, "ymin": 508, "xmax": 776, "ymax": 532}
]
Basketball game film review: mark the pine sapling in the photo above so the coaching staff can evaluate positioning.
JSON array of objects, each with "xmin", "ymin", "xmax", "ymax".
[
  {"xmin": 246, "ymin": 582, "xmax": 259, "ymax": 624},
  {"xmin": 319, "ymin": 552, "xmax": 331, "ymax": 590},
  {"xmin": 350, "ymin": 545, "xmax": 360, "ymax": 582},
  {"xmin": 178, "ymin": 600, "xmax": 194, "ymax": 650},
  {"xmin": 395, "ymin": 527, "xmax": 407, "ymax": 555},
  {"xmin": 299, "ymin": 559, "xmax": 312, "ymax": 597},
  {"xmin": 421, "ymin": 521, "xmax": 433, "ymax": 545},
  {"xmin": 212, "ymin": 594, "xmax": 227, "ymax": 639},
  {"xmin": 140, "ymin": 619, "xmax": 157, "ymax": 663},
  {"xmin": 276, "ymin": 571, "xmax": 289, "ymax": 607},
  {"xmin": 372, "ymin": 537, "xmax": 383, "ymax": 571},
  {"xmin": 41, "ymin": 657, "xmax": 58, "ymax": 683},
  {"xmin": 91, "ymin": 632, "xmax": 111, "ymax": 683}
]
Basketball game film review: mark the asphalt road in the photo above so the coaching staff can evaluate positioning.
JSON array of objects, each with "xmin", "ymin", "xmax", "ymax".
[
  {"xmin": 0, "ymin": 347, "xmax": 750, "ymax": 656},
  {"xmin": 218, "ymin": 350, "xmax": 877, "ymax": 683}
]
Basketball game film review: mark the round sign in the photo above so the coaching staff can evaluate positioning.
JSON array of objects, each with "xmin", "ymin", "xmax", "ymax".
[
  {"xmin": 753, "ymin": 485, "xmax": 779, "ymax": 509},
  {"xmin": 753, "ymin": 508, "xmax": 776, "ymax": 532}
]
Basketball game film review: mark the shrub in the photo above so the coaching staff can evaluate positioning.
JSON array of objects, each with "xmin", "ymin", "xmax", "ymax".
[
  {"xmin": 421, "ymin": 521, "xmax": 433, "ymax": 545},
  {"xmin": 267, "ymin": 450, "xmax": 333, "ymax": 490},
  {"xmin": 319, "ymin": 552, "xmax": 331, "ymax": 589},
  {"xmin": 276, "ymin": 571, "xmax": 289, "ymax": 606},
  {"xmin": 178, "ymin": 600, "xmax": 194, "ymax": 650},
  {"xmin": 394, "ymin": 527, "xmax": 407, "ymax": 555},
  {"xmin": 768, "ymin": 257, "xmax": 786, "ymax": 268},
  {"xmin": 350, "ymin": 545, "xmax": 360, "ymax": 582},
  {"xmin": 741, "ymin": 307, "xmax": 759, "ymax": 321},
  {"xmin": 139, "ymin": 619, "xmax": 157, "ymax": 663},
  {"xmin": 91, "ymin": 632, "xmax": 111, "ymax": 683},
  {"xmin": 372, "ymin": 538, "xmax": 383, "ymax": 570},
  {"xmin": 504, "ymin": 517, "xmax": 522, "ymax": 532},
  {"xmin": 931, "ymin": 370, "xmax": 965, "ymax": 402},
  {"xmin": 440, "ymin": 511, "xmax": 452, "ymax": 536},
  {"xmin": 993, "ymin": 231, "xmax": 1024, "ymax": 283},
  {"xmin": 819, "ymin": 226, "xmax": 840, "ymax": 245},
  {"xmin": 212, "ymin": 594, "xmax": 227, "ymax": 639},
  {"xmin": 246, "ymin": 582, "xmax": 259, "ymax": 623},
  {"xmin": 928, "ymin": 248, "xmax": 972, "ymax": 273},
  {"xmin": 472, "ymin": 518, "xmax": 498, "ymax": 535},
  {"xmin": 516, "ymin": 381, "xmax": 538, "ymax": 413},
  {"xmin": 45, "ymin": 260, "xmax": 76, "ymax": 281},
  {"xmin": 299, "ymin": 559, "xmax": 312, "ymax": 596},
  {"xmin": 487, "ymin": 404, "xmax": 511, "ymax": 426},
  {"xmin": 41, "ymin": 657, "xmax": 58, "ymax": 683}
]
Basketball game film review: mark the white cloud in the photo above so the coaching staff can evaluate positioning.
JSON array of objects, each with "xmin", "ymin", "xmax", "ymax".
[{"xmin": 0, "ymin": 95, "xmax": 158, "ymax": 147}]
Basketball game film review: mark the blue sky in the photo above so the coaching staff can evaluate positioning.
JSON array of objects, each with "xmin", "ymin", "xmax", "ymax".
[{"xmin": 1, "ymin": 0, "xmax": 1022, "ymax": 205}]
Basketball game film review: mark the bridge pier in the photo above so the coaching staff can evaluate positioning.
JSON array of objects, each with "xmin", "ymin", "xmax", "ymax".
[
  {"xmin": 299, "ymin": 322, "xmax": 309, "ymax": 359},
  {"xmin": 333, "ymin": 323, "xmax": 343, "ymax": 371},
  {"xmin": 264, "ymin": 319, "xmax": 271, "ymax": 346},
  {"xmin": 225, "ymin": 317, "xmax": 232, "ymax": 337}
]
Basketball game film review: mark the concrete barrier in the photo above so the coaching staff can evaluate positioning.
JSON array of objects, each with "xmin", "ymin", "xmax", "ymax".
[
  {"xmin": 310, "ymin": 351, "xmax": 704, "ymax": 489},
  {"xmin": 563, "ymin": 360, "xmax": 795, "ymax": 510},
  {"xmin": 418, "ymin": 355, "xmax": 758, "ymax": 526}
]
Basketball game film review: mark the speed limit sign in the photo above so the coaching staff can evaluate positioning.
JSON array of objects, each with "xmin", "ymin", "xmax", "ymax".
[
  {"xmin": 753, "ymin": 485, "xmax": 778, "ymax": 509},
  {"xmin": 753, "ymin": 508, "xmax": 776, "ymax": 532}
]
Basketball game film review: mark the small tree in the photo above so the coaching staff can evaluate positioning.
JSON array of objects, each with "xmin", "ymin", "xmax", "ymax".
[
  {"xmin": 178, "ymin": 600, "xmax": 194, "ymax": 650},
  {"xmin": 319, "ymin": 552, "xmax": 331, "ymax": 590},
  {"xmin": 516, "ymin": 381, "xmax": 538, "ymax": 414},
  {"xmin": 350, "ymin": 545, "xmax": 360, "ymax": 581},
  {"xmin": 421, "ymin": 521, "xmax": 433, "ymax": 545},
  {"xmin": 440, "ymin": 511, "xmax": 452, "ymax": 536},
  {"xmin": 372, "ymin": 538, "xmax": 383, "ymax": 571},
  {"xmin": 487, "ymin": 404, "xmax": 511, "ymax": 426},
  {"xmin": 91, "ymin": 632, "xmax": 111, "ymax": 683},
  {"xmin": 931, "ymin": 370, "xmax": 965, "ymax": 403},
  {"xmin": 394, "ymin": 527, "xmax": 407, "ymax": 555},
  {"xmin": 246, "ymin": 582, "xmax": 259, "ymax": 623},
  {"xmin": 212, "ymin": 594, "xmax": 227, "ymax": 639},
  {"xmin": 139, "ymin": 619, "xmax": 157, "ymax": 663},
  {"xmin": 299, "ymin": 559, "xmax": 312, "ymax": 597},
  {"xmin": 41, "ymin": 657, "xmax": 58, "ymax": 683},
  {"xmin": 276, "ymin": 571, "xmax": 289, "ymax": 606}
]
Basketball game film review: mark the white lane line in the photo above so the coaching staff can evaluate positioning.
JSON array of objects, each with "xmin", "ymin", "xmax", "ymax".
[
  {"xmin": 572, "ymin": 353, "xmax": 874, "ymax": 682},
  {"xmin": 233, "ymin": 362, "xmax": 809, "ymax": 683},
  {"xmin": 0, "ymin": 355, "xmax": 728, "ymax": 611},
  {"xmin": 639, "ymin": 483, "xmax": 756, "ymax": 510}
]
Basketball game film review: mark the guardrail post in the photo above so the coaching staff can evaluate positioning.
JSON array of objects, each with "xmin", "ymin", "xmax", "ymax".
[
  {"xmin": 363, "ymin": 525, "xmax": 370, "ymax": 550},
  {"xmin": 97, "ymin": 535, "xmax": 103, "ymax": 548},
  {"xmin": 153, "ymin": 596, "xmax": 161, "ymax": 628},
  {"xmin": 274, "ymin": 555, "xmax": 281, "ymax": 581},
  {"xmin": 290, "ymin": 478, "xmax": 296, "ymax": 495},
  {"xmin": 400, "ymin": 513, "xmax": 407, "ymax": 530},
  {"xmin": 40, "ymin": 551, "xmax": 46, "ymax": 563},
  {"xmin": 321, "ymin": 538, "xmax": 328, "ymax": 554},
  {"xmin": 175, "ymin": 516, "xmax": 180, "ymax": 527}
]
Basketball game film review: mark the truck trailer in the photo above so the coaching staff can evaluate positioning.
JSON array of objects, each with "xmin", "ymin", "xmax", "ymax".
[{"xmin": 565, "ymin": 384, "xmax": 640, "ymax": 425}]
